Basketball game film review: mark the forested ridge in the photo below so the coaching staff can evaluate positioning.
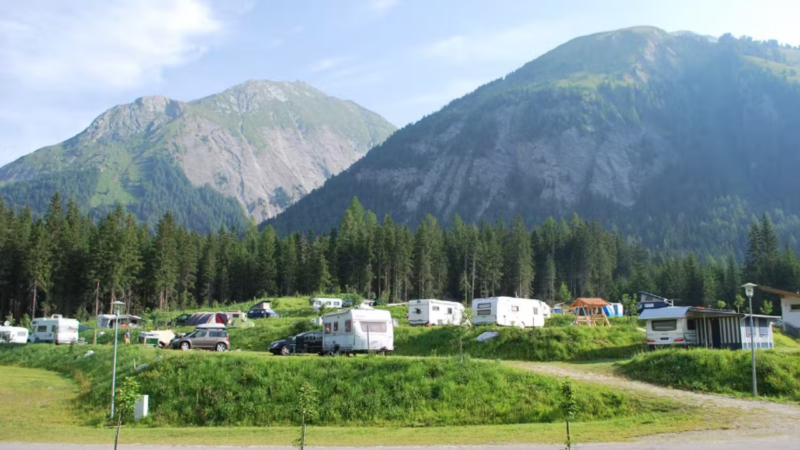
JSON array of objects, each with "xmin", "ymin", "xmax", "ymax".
[{"xmin": 1, "ymin": 192, "xmax": 793, "ymax": 323}]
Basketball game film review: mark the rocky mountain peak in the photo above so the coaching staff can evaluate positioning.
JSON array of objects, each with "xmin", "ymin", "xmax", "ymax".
[{"xmin": 78, "ymin": 95, "xmax": 186, "ymax": 145}]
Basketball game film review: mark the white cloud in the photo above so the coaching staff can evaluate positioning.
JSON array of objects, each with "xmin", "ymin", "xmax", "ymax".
[
  {"xmin": 0, "ymin": 0, "xmax": 222, "ymax": 91},
  {"xmin": 367, "ymin": 0, "xmax": 401, "ymax": 14},
  {"xmin": 308, "ymin": 56, "xmax": 355, "ymax": 73},
  {"xmin": 423, "ymin": 20, "xmax": 570, "ymax": 64}
]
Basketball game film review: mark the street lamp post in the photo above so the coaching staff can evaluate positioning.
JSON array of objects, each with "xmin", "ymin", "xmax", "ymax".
[
  {"xmin": 741, "ymin": 283, "xmax": 758, "ymax": 397},
  {"xmin": 110, "ymin": 300, "xmax": 125, "ymax": 419}
]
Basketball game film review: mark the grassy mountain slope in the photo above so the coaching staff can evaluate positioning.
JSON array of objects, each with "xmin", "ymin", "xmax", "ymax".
[
  {"xmin": 267, "ymin": 28, "xmax": 800, "ymax": 254},
  {"xmin": 0, "ymin": 82, "xmax": 396, "ymax": 232}
]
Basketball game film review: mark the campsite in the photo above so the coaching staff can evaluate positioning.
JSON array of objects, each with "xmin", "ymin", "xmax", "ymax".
[{"xmin": 2, "ymin": 291, "xmax": 800, "ymax": 447}]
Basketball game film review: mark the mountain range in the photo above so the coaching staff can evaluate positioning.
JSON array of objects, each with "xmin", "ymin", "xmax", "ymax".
[
  {"xmin": 0, "ymin": 80, "xmax": 395, "ymax": 232},
  {"xmin": 3, "ymin": 26, "xmax": 800, "ymax": 254},
  {"xmin": 267, "ymin": 27, "xmax": 800, "ymax": 253}
]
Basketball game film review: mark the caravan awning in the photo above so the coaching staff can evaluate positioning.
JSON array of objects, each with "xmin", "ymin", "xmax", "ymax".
[{"xmin": 638, "ymin": 307, "xmax": 690, "ymax": 320}]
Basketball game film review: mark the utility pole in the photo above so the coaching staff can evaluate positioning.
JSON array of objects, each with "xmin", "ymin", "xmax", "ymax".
[{"xmin": 93, "ymin": 282, "xmax": 99, "ymax": 345}]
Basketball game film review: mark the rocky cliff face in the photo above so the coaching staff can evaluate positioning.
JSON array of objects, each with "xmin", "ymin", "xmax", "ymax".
[
  {"xmin": 267, "ymin": 27, "xmax": 800, "ymax": 249},
  {"xmin": 0, "ymin": 80, "xmax": 396, "ymax": 223}
]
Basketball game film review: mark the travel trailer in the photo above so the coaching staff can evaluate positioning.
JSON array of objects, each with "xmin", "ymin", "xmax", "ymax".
[
  {"xmin": 407, "ymin": 299, "xmax": 465, "ymax": 326},
  {"xmin": 137, "ymin": 330, "xmax": 175, "ymax": 348},
  {"xmin": 541, "ymin": 302, "xmax": 552, "ymax": 318},
  {"xmin": 96, "ymin": 314, "xmax": 142, "ymax": 329},
  {"xmin": 322, "ymin": 308, "xmax": 394, "ymax": 354},
  {"xmin": 0, "ymin": 325, "xmax": 28, "ymax": 344},
  {"xmin": 639, "ymin": 306, "xmax": 779, "ymax": 350},
  {"xmin": 471, "ymin": 297, "xmax": 546, "ymax": 328},
  {"xmin": 29, "ymin": 315, "xmax": 80, "ymax": 344},
  {"xmin": 310, "ymin": 297, "xmax": 343, "ymax": 311}
]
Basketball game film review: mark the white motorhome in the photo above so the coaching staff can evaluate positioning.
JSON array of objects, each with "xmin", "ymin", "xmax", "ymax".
[
  {"xmin": 310, "ymin": 297, "xmax": 343, "ymax": 311},
  {"xmin": 29, "ymin": 315, "xmax": 80, "ymax": 344},
  {"xmin": 0, "ymin": 325, "xmax": 28, "ymax": 344},
  {"xmin": 322, "ymin": 308, "xmax": 394, "ymax": 354},
  {"xmin": 471, "ymin": 297, "xmax": 545, "ymax": 328},
  {"xmin": 96, "ymin": 314, "xmax": 142, "ymax": 329},
  {"xmin": 408, "ymin": 299, "xmax": 465, "ymax": 326}
]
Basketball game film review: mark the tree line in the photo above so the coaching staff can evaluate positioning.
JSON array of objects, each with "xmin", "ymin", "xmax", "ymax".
[{"xmin": 1, "ymin": 193, "xmax": 796, "ymax": 322}]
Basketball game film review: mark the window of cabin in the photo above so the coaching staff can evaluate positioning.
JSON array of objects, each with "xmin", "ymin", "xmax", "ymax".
[
  {"xmin": 791, "ymin": 303, "xmax": 800, "ymax": 311},
  {"xmin": 687, "ymin": 319, "xmax": 696, "ymax": 331},
  {"xmin": 432, "ymin": 306, "xmax": 440, "ymax": 311},
  {"xmin": 511, "ymin": 306, "xmax": 519, "ymax": 312},
  {"xmin": 324, "ymin": 323, "xmax": 331, "ymax": 334},
  {"xmin": 759, "ymin": 318, "xmax": 769, "ymax": 336},
  {"xmin": 334, "ymin": 322, "xmax": 339, "ymax": 332},
  {"xmin": 37, "ymin": 326, "xmax": 47, "ymax": 333},
  {"xmin": 476, "ymin": 303, "xmax": 491, "ymax": 315},
  {"xmin": 360, "ymin": 322, "xmax": 387, "ymax": 333},
  {"xmin": 345, "ymin": 320, "xmax": 352, "ymax": 332},
  {"xmin": 447, "ymin": 308, "xmax": 453, "ymax": 314}
]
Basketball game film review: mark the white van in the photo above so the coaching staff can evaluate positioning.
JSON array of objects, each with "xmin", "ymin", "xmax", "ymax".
[
  {"xmin": 0, "ymin": 326, "xmax": 28, "ymax": 344},
  {"xmin": 310, "ymin": 297, "xmax": 343, "ymax": 311},
  {"xmin": 408, "ymin": 299, "xmax": 465, "ymax": 326},
  {"xmin": 96, "ymin": 314, "xmax": 142, "ymax": 329},
  {"xmin": 29, "ymin": 315, "xmax": 80, "ymax": 344},
  {"xmin": 471, "ymin": 297, "xmax": 545, "ymax": 328},
  {"xmin": 322, "ymin": 308, "xmax": 394, "ymax": 354}
]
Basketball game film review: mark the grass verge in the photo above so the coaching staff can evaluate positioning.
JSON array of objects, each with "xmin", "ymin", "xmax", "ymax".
[
  {"xmin": 0, "ymin": 365, "xmax": 739, "ymax": 446},
  {"xmin": 617, "ymin": 348, "xmax": 800, "ymax": 401}
]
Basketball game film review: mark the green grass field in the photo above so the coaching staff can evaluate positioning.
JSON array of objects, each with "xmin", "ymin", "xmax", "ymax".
[
  {"xmin": 0, "ymin": 344, "xmax": 676, "ymax": 428},
  {"xmin": 617, "ymin": 347, "xmax": 800, "ymax": 401},
  {"xmin": 0, "ymin": 355, "xmax": 738, "ymax": 446}
]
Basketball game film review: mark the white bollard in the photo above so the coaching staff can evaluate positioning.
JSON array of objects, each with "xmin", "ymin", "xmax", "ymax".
[{"xmin": 134, "ymin": 395, "xmax": 149, "ymax": 421}]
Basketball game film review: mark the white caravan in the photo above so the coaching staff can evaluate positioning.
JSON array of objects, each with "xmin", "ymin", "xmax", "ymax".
[
  {"xmin": 29, "ymin": 315, "xmax": 80, "ymax": 344},
  {"xmin": 541, "ymin": 302, "xmax": 552, "ymax": 319},
  {"xmin": 322, "ymin": 308, "xmax": 394, "ymax": 354},
  {"xmin": 310, "ymin": 297, "xmax": 343, "ymax": 311},
  {"xmin": 0, "ymin": 326, "xmax": 28, "ymax": 344},
  {"xmin": 471, "ymin": 297, "xmax": 546, "ymax": 328},
  {"xmin": 408, "ymin": 299, "xmax": 465, "ymax": 326},
  {"xmin": 96, "ymin": 314, "xmax": 142, "ymax": 329}
]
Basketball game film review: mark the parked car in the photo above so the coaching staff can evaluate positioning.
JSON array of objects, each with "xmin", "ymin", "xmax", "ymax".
[
  {"xmin": 169, "ymin": 324, "xmax": 229, "ymax": 351},
  {"xmin": 269, "ymin": 336, "xmax": 295, "ymax": 355},
  {"xmin": 269, "ymin": 331, "xmax": 324, "ymax": 356},
  {"xmin": 169, "ymin": 313, "xmax": 191, "ymax": 326},
  {"xmin": 247, "ymin": 308, "xmax": 279, "ymax": 319}
]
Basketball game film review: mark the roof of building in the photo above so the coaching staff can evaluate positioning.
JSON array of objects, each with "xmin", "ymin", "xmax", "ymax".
[
  {"xmin": 760, "ymin": 286, "xmax": 800, "ymax": 298},
  {"xmin": 571, "ymin": 298, "xmax": 610, "ymax": 307},
  {"xmin": 638, "ymin": 291, "xmax": 669, "ymax": 301},
  {"xmin": 639, "ymin": 306, "xmax": 780, "ymax": 320}
]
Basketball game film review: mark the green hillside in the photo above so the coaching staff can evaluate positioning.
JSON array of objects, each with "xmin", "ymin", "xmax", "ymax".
[{"xmin": 267, "ymin": 28, "xmax": 800, "ymax": 255}]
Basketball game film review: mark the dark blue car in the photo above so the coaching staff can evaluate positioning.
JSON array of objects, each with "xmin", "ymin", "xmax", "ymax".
[{"xmin": 247, "ymin": 308, "xmax": 279, "ymax": 319}]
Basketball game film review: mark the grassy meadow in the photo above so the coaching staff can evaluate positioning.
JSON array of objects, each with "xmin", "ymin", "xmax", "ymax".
[
  {"xmin": 617, "ymin": 347, "xmax": 800, "ymax": 401},
  {"xmin": 0, "ymin": 344, "xmax": 677, "ymax": 428}
]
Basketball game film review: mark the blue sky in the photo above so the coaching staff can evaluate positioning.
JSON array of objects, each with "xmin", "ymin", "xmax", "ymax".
[{"xmin": 1, "ymin": 0, "xmax": 799, "ymax": 166}]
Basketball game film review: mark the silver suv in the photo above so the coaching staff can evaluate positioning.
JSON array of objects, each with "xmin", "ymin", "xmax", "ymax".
[{"xmin": 169, "ymin": 324, "xmax": 229, "ymax": 351}]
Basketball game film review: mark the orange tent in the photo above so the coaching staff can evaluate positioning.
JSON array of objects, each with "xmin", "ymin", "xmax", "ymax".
[{"xmin": 569, "ymin": 298, "xmax": 611, "ymax": 327}]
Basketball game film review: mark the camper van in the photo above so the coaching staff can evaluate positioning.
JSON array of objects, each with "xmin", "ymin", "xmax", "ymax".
[
  {"xmin": 407, "ymin": 299, "xmax": 465, "ymax": 326},
  {"xmin": 471, "ymin": 297, "xmax": 546, "ymax": 328},
  {"xmin": 29, "ymin": 315, "xmax": 80, "ymax": 344},
  {"xmin": 96, "ymin": 314, "xmax": 142, "ymax": 329},
  {"xmin": 0, "ymin": 326, "xmax": 28, "ymax": 344},
  {"xmin": 310, "ymin": 297, "xmax": 343, "ymax": 311},
  {"xmin": 322, "ymin": 308, "xmax": 394, "ymax": 354}
]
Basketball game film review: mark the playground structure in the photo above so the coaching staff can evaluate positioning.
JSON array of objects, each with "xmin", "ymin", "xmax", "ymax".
[{"xmin": 569, "ymin": 298, "xmax": 612, "ymax": 327}]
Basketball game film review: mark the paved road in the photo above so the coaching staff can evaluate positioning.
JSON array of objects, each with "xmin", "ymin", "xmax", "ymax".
[{"xmin": 1, "ymin": 435, "xmax": 799, "ymax": 450}]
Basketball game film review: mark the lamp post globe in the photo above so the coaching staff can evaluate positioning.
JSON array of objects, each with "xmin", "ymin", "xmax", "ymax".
[{"xmin": 110, "ymin": 300, "xmax": 126, "ymax": 418}]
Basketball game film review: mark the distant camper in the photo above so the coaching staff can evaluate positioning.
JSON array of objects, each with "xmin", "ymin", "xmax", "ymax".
[
  {"xmin": 408, "ymin": 299, "xmax": 465, "ymax": 326},
  {"xmin": 472, "ymin": 297, "xmax": 546, "ymax": 328},
  {"xmin": 310, "ymin": 297, "xmax": 343, "ymax": 311},
  {"xmin": 0, "ymin": 325, "xmax": 28, "ymax": 344},
  {"xmin": 322, "ymin": 308, "xmax": 394, "ymax": 354},
  {"xmin": 541, "ymin": 302, "xmax": 552, "ymax": 319},
  {"xmin": 29, "ymin": 315, "xmax": 80, "ymax": 344},
  {"xmin": 96, "ymin": 314, "xmax": 142, "ymax": 329}
]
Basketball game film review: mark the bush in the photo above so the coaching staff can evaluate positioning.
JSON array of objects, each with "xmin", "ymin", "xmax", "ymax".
[
  {"xmin": 0, "ymin": 344, "xmax": 674, "ymax": 427},
  {"xmin": 618, "ymin": 348, "xmax": 800, "ymax": 400}
]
